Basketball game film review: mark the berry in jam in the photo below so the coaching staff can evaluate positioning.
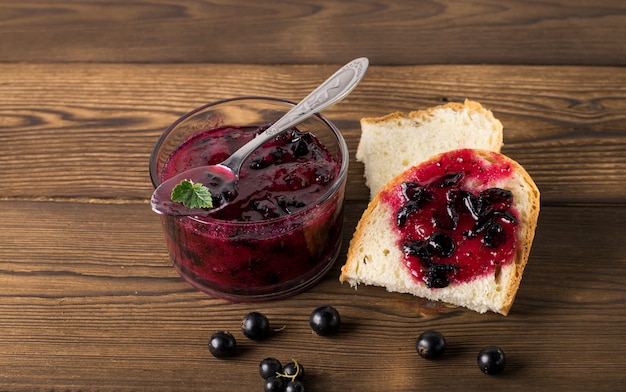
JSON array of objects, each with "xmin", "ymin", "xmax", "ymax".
[{"xmin": 381, "ymin": 149, "xmax": 520, "ymax": 289}]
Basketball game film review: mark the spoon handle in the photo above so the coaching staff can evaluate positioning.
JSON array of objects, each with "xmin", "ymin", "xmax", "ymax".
[{"xmin": 221, "ymin": 57, "xmax": 369, "ymax": 169}]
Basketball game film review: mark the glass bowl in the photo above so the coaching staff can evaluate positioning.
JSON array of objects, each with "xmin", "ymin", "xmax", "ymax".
[{"xmin": 149, "ymin": 96, "xmax": 348, "ymax": 301}]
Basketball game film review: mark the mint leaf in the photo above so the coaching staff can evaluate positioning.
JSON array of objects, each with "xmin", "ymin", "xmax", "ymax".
[{"xmin": 170, "ymin": 179, "xmax": 214, "ymax": 209}]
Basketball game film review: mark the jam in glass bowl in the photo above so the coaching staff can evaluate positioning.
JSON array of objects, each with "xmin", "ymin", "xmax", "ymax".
[{"xmin": 149, "ymin": 97, "xmax": 348, "ymax": 301}]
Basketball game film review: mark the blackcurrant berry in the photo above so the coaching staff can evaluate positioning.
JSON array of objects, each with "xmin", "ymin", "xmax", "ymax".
[
  {"xmin": 309, "ymin": 305, "xmax": 341, "ymax": 336},
  {"xmin": 264, "ymin": 375, "xmax": 286, "ymax": 392},
  {"xmin": 401, "ymin": 182, "xmax": 429, "ymax": 203},
  {"xmin": 208, "ymin": 331, "xmax": 236, "ymax": 358},
  {"xmin": 397, "ymin": 202, "xmax": 420, "ymax": 228},
  {"xmin": 482, "ymin": 222, "xmax": 506, "ymax": 249},
  {"xmin": 477, "ymin": 346, "xmax": 506, "ymax": 375},
  {"xmin": 428, "ymin": 231, "xmax": 455, "ymax": 258},
  {"xmin": 285, "ymin": 380, "xmax": 305, "ymax": 392},
  {"xmin": 259, "ymin": 357, "xmax": 283, "ymax": 380},
  {"xmin": 429, "ymin": 172, "xmax": 463, "ymax": 188},
  {"xmin": 242, "ymin": 311, "xmax": 270, "ymax": 341},
  {"xmin": 402, "ymin": 239, "xmax": 434, "ymax": 258},
  {"xmin": 282, "ymin": 360, "xmax": 305, "ymax": 381},
  {"xmin": 416, "ymin": 330, "xmax": 446, "ymax": 359}
]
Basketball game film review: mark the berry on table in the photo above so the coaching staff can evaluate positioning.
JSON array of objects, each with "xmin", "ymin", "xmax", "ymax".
[
  {"xmin": 259, "ymin": 357, "xmax": 283, "ymax": 379},
  {"xmin": 282, "ymin": 360, "xmax": 305, "ymax": 381},
  {"xmin": 416, "ymin": 330, "xmax": 447, "ymax": 359},
  {"xmin": 242, "ymin": 311, "xmax": 271, "ymax": 341},
  {"xmin": 261, "ymin": 358, "xmax": 305, "ymax": 392},
  {"xmin": 285, "ymin": 380, "xmax": 305, "ymax": 392},
  {"xmin": 309, "ymin": 305, "xmax": 341, "ymax": 336},
  {"xmin": 477, "ymin": 346, "xmax": 506, "ymax": 375},
  {"xmin": 208, "ymin": 331, "xmax": 237, "ymax": 358},
  {"xmin": 263, "ymin": 375, "xmax": 286, "ymax": 392}
]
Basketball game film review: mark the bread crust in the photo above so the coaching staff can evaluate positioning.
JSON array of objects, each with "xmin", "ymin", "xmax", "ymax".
[
  {"xmin": 340, "ymin": 149, "xmax": 540, "ymax": 315},
  {"xmin": 359, "ymin": 99, "xmax": 500, "ymax": 130}
]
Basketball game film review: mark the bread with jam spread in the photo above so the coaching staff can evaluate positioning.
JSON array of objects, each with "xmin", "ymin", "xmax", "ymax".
[{"xmin": 340, "ymin": 149, "xmax": 540, "ymax": 315}]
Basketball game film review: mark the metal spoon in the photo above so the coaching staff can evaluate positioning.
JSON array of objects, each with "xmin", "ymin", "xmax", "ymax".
[{"xmin": 151, "ymin": 57, "xmax": 369, "ymax": 216}]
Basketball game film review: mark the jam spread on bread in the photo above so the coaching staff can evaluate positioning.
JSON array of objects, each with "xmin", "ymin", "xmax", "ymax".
[{"xmin": 380, "ymin": 149, "xmax": 520, "ymax": 288}]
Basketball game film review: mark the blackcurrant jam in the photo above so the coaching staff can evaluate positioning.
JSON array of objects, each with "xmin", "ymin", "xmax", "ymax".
[
  {"xmin": 151, "ymin": 98, "xmax": 347, "ymax": 302},
  {"xmin": 380, "ymin": 149, "xmax": 520, "ymax": 288},
  {"xmin": 162, "ymin": 126, "xmax": 337, "ymax": 222}
]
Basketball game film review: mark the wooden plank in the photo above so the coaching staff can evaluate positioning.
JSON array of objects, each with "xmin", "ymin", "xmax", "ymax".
[
  {"xmin": 0, "ymin": 200, "xmax": 624, "ymax": 390},
  {"xmin": 1, "ymin": 64, "xmax": 625, "ymax": 204},
  {"xmin": 1, "ymin": 0, "xmax": 625, "ymax": 65}
]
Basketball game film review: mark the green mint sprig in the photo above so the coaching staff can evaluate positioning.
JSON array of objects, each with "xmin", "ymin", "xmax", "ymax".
[{"xmin": 170, "ymin": 179, "xmax": 213, "ymax": 209}]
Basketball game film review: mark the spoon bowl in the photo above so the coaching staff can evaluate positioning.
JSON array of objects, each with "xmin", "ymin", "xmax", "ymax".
[{"xmin": 151, "ymin": 164, "xmax": 237, "ymax": 216}]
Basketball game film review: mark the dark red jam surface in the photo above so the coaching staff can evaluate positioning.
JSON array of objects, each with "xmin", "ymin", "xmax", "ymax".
[
  {"xmin": 161, "ymin": 126, "xmax": 339, "ymax": 222},
  {"xmin": 379, "ymin": 149, "xmax": 520, "ymax": 289},
  {"xmin": 158, "ymin": 126, "xmax": 344, "ymax": 295}
]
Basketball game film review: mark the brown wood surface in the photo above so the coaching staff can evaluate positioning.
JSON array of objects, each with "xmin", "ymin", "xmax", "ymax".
[
  {"xmin": 1, "ymin": 0, "xmax": 625, "ymax": 66},
  {"xmin": 1, "ymin": 63, "xmax": 625, "ymax": 391},
  {"xmin": 2, "ymin": 0, "xmax": 626, "ymax": 389}
]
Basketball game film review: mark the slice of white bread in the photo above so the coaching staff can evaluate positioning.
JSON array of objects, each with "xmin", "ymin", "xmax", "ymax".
[
  {"xmin": 357, "ymin": 100, "xmax": 503, "ymax": 198},
  {"xmin": 340, "ymin": 149, "xmax": 540, "ymax": 315}
]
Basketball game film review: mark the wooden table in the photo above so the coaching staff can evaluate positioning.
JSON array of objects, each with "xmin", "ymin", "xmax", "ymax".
[{"xmin": 1, "ymin": 1, "xmax": 625, "ymax": 391}]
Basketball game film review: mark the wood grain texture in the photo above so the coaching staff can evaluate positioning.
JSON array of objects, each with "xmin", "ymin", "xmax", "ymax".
[
  {"xmin": 1, "ymin": 62, "xmax": 626, "ymax": 391},
  {"xmin": 0, "ymin": 200, "xmax": 624, "ymax": 390},
  {"xmin": 1, "ymin": 64, "xmax": 625, "ymax": 204},
  {"xmin": 1, "ymin": 0, "xmax": 625, "ymax": 65},
  {"xmin": 2, "ymin": 0, "xmax": 625, "ymax": 389}
]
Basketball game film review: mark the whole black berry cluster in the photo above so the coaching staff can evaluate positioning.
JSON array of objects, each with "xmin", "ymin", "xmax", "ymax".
[
  {"xmin": 415, "ymin": 330, "xmax": 506, "ymax": 375},
  {"xmin": 260, "ymin": 357, "xmax": 305, "ymax": 392},
  {"xmin": 207, "ymin": 306, "xmax": 341, "ymax": 390}
]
